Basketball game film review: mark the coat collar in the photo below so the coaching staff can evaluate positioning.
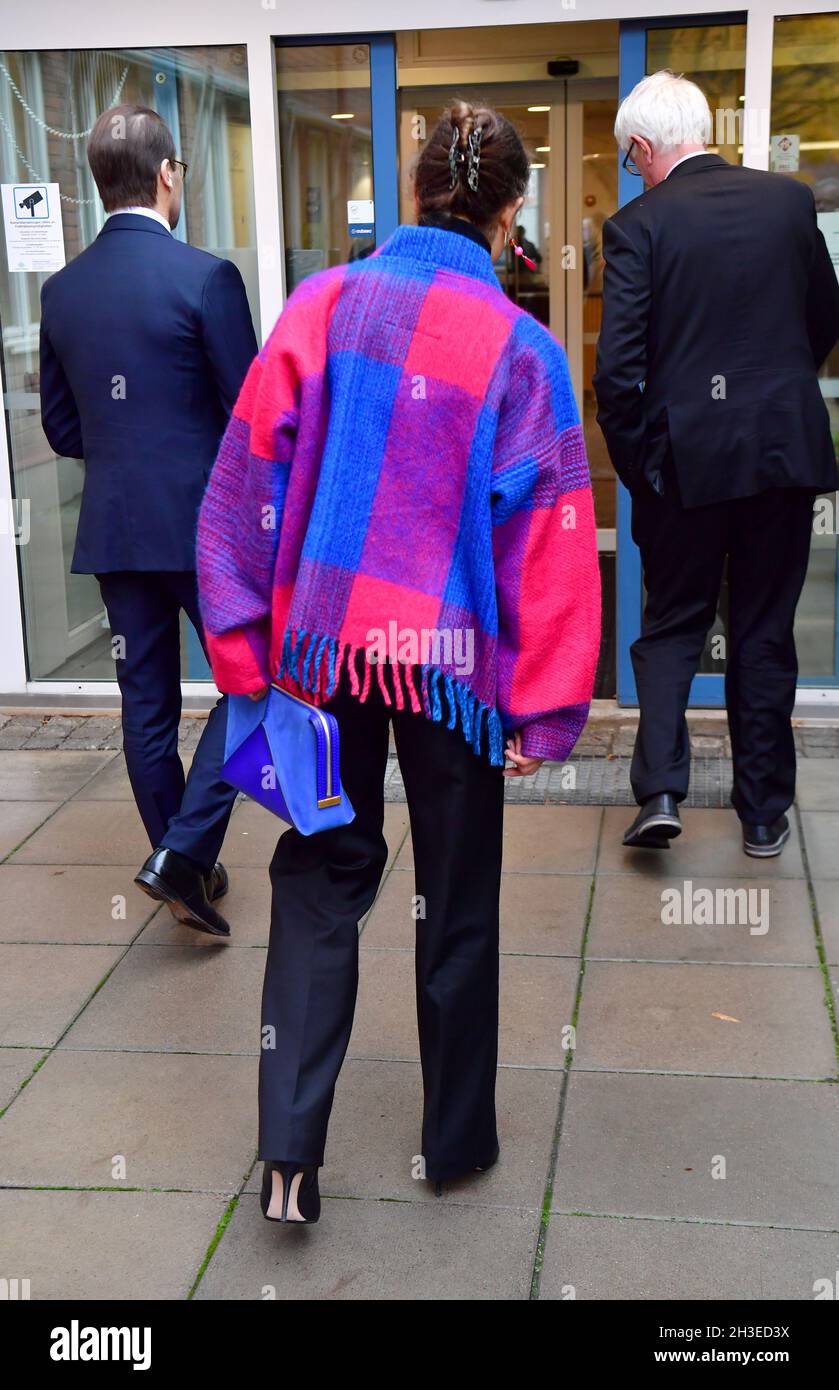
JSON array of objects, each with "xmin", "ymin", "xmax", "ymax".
[
  {"xmin": 372, "ymin": 222, "xmax": 499, "ymax": 286},
  {"xmin": 665, "ymin": 152, "xmax": 729, "ymax": 181},
  {"xmin": 418, "ymin": 210, "xmax": 492, "ymax": 256},
  {"xmin": 98, "ymin": 212, "xmax": 172, "ymax": 237}
]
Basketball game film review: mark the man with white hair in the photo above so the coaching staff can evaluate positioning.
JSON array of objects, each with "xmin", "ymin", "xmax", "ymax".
[{"xmin": 594, "ymin": 69, "xmax": 839, "ymax": 857}]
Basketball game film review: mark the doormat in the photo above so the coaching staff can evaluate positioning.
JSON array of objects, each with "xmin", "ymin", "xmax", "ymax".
[{"xmin": 382, "ymin": 754, "xmax": 734, "ymax": 808}]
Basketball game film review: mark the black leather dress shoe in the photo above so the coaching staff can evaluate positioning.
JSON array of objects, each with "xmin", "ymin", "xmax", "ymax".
[
  {"xmin": 165, "ymin": 862, "xmax": 229, "ymax": 927},
  {"xmin": 742, "ymin": 815, "xmax": 790, "ymax": 859},
  {"xmin": 206, "ymin": 862, "xmax": 228, "ymax": 901},
  {"xmin": 623, "ymin": 793, "xmax": 682, "ymax": 849},
  {"xmin": 134, "ymin": 848, "xmax": 231, "ymax": 936}
]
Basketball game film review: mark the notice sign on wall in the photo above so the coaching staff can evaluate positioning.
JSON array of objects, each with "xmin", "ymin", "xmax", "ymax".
[
  {"xmin": 769, "ymin": 134, "xmax": 800, "ymax": 173},
  {"xmin": 347, "ymin": 198, "xmax": 374, "ymax": 237},
  {"xmin": 2, "ymin": 183, "xmax": 65, "ymax": 272}
]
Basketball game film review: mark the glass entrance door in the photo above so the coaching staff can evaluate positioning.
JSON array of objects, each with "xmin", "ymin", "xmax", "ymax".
[
  {"xmin": 398, "ymin": 72, "xmax": 620, "ymax": 694},
  {"xmin": 616, "ymin": 15, "xmax": 768, "ymax": 709},
  {"xmin": 275, "ymin": 25, "xmax": 623, "ymax": 695}
]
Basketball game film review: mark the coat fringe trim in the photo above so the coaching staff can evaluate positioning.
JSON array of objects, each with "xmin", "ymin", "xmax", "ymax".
[{"xmin": 276, "ymin": 628, "xmax": 505, "ymax": 766}]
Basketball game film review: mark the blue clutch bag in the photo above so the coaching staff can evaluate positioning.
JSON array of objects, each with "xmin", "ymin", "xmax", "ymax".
[{"xmin": 221, "ymin": 682, "xmax": 355, "ymax": 835}]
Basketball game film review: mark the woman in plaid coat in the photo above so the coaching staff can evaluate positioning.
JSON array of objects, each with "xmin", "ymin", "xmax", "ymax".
[{"xmin": 197, "ymin": 101, "xmax": 601, "ymax": 1223}]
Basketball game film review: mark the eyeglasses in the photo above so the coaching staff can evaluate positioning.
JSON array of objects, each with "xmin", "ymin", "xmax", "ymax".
[
  {"xmin": 622, "ymin": 142, "xmax": 642, "ymax": 177},
  {"xmin": 170, "ymin": 158, "xmax": 188, "ymax": 180}
]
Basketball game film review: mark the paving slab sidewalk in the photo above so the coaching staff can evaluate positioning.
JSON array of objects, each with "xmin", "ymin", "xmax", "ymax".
[{"xmin": 0, "ymin": 736, "xmax": 837, "ymax": 1300}]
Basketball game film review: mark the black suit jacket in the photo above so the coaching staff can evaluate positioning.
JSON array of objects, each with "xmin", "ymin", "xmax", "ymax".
[
  {"xmin": 593, "ymin": 154, "xmax": 839, "ymax": 507},
  {"xmin": 40, "ymin": 213, "xmax": 258, "ymax": 573}
]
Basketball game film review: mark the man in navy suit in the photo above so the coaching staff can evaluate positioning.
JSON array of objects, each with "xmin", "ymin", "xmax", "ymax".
[{"xmin": 40, "ymin": 104, "xmax": 258, "ymax": 934}]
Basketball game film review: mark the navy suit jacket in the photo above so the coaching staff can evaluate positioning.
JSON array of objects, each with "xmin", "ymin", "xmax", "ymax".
[{"xmin": 40, "ymin": 212, "xmax": 258, "ymax": 572}]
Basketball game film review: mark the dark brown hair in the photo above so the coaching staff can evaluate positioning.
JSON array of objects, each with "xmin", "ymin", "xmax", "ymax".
[
  {"xmin": 87, "ymin": 104, "xmax": 176, "ymax": 212},
  {"xmin": 413, "ymin": 100, "xmax": 530, "ymax": 233}
]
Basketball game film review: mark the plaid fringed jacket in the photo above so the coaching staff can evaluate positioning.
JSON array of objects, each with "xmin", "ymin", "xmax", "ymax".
[{"xmin": 196, "ymin": 223, "xmax": 601, "ymax": 765}]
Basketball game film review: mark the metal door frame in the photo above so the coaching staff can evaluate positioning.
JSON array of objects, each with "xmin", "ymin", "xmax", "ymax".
[{"xmin": 274, "ymin": 31, "xmax": 399, "ymax": 286}]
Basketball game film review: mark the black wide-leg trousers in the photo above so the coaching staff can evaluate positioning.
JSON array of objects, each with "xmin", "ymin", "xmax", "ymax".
[
  {"xmin": 258, "ymin": 669, "xmax": 505, "ymax": 1181},
  {"xmin": 629, "ymin": 476, "xmax": 817, "ymax": 825}
]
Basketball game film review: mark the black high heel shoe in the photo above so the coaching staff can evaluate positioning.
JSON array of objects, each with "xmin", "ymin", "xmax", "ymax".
[
  {"xmin": 432, "ymin": 1146, "xmax": 500, "ymax": 1196},
  {"xmin": 260, "ymin": 1161, "xmax": 321, "ymax": 1223}
]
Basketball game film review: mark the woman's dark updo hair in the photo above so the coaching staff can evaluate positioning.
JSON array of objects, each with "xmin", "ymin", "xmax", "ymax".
[{"xmin": 413, "ymin": 100, "xmax": 530, "ymax": 234}]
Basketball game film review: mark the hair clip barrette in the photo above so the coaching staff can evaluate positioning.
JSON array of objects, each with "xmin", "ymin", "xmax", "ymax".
[
  {"xmin": 466, "ymin": 127, "xmax": 483, "ymax": 192},
  {"xmin": 448, "ymin": 126, "xmax": 461, "ymax": 189}
]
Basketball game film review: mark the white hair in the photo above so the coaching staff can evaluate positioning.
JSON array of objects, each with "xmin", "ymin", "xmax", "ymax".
[{"xmin": 614, "ymin": 69, "xmax": 712, "ymax": 153}]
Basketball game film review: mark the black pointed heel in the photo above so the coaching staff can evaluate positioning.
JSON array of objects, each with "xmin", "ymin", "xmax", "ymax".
[
  {"xmin": 431, "ymin": 1146, "xmax": 501, "ymax": 1194},
  {"xmin": 260, "ymin": 1161, "xmax": 321, "ymax": 1223}
]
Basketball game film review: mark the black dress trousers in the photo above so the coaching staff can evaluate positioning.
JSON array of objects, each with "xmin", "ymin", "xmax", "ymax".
[
  {"xmin": 629, "ymin": 468, "xmax": 817, "ymax": 825},
  {"xmin": 258, "ymin": 665, "xmax": 505, "ymax": 1181}
]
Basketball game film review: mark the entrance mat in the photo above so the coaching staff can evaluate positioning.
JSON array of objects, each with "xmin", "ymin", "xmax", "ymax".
[{"xmin": 382, "ymin": 754, "xmax": 734, "ymax": 807}]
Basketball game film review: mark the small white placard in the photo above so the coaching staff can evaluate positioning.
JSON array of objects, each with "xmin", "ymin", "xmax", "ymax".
[
  {"xmin": 347, "ymin": 198, "xmax": 374, "ymax": 236},
  {"xmin": 2, "ymin": 182, "xmax": 65, "ymax": 272},
  {"xmin": 769, "ymin": 134, "xmax": 800, "ymax": 173}
]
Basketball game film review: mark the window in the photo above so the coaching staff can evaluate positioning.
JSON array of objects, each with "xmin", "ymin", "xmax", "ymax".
[{"xmin": 0, "ymin": 45, "xmax": 258, "ymax": 679}]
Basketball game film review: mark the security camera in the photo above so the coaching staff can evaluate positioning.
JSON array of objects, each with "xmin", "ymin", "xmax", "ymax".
[
  {"xmin": 547, "ymin": 59, "xmax": 580, "ymax": 77},
  {"xmin": 19, "ymin": 190, "xmax": 43, "ymax": 217}
]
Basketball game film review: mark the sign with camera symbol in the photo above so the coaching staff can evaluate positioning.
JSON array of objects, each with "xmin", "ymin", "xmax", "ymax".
[{"xmin": 2, "ymin": 183, "xmax": 65, "ymax": 272}]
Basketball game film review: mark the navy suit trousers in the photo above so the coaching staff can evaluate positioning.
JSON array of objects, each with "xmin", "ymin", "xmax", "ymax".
[{"xmin": 96, "ymin": 571, "xmax": 237, "ymax": 874}]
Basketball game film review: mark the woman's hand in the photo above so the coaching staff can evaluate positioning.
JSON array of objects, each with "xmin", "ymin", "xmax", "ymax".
[{"xmin": 504, "ymin": 731, "xmax": 543, "ymax": 778}]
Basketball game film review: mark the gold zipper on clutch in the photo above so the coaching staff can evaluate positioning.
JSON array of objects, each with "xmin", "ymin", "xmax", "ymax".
[{"xmin": 271, "ymin": 681, "xmax": 341, "ymax": 808}]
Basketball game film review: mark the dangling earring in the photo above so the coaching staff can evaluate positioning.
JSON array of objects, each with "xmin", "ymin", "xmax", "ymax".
[{"xmin": 507, "ymin": 232, "xmax": 536, "ymax": 271}]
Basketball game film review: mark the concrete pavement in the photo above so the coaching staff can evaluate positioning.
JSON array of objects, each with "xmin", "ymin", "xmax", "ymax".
[{"xmin": 1, "ymin": 734, "xmax": 838, "ymax": 1300}]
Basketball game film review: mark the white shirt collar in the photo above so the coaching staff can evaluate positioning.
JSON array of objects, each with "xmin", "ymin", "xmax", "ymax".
[
  {"xmin": 108, "ymin": 206, "xmax": 171, "ymax": 231},
  {"xmin": 665, "ymin": 151, "xmax": 709, "ymax": 179}
]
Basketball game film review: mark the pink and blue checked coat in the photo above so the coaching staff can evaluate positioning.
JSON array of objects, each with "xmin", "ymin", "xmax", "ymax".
[{"xmin": 196, "ymin": 223, "xmax": 601, "ymax": 765}]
